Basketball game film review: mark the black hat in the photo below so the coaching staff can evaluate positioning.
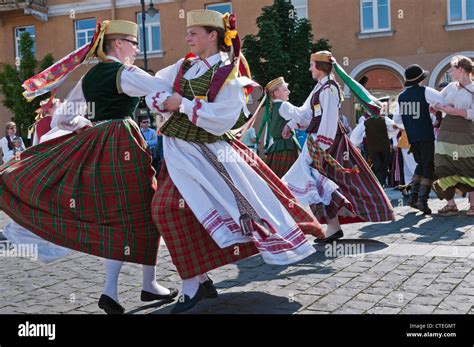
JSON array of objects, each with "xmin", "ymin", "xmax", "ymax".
[
  {"xmin": 359, "ymin": 76, "xmax": 369, "ymax": 86},
  {"xmin": 404, "ymin": 64, "xmax": 429, "ymax": 86}
]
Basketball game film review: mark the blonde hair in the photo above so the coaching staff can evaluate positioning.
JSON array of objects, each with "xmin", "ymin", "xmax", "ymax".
[{"xmin": 5, "ymin": 121, "xmax": 16, "ymax": 130}]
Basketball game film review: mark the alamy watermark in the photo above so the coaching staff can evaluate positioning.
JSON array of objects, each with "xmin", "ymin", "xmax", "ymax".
[
  {"xmin": 57, "ymin": 101, "xmax": 96, "ymax": 119},
  {"xmin": 399, "ymin": 101, "xmax": 421, "ymax": 119},
  {"xmin": 0, "ymin": 241, "xmax": 38, "ymax": 261},
  {"xmin": 324, "ymin": 241, "xmax": 365, "ymax": 258}
]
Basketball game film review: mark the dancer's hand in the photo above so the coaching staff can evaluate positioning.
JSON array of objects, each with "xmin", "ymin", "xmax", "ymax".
[
  {"xmin": 164, "ymin": 93, "xmax": 183, "ymax": 112},
  {"xmin": 282, "ymin": 125, "xmax": 292, "ymax": 139}
]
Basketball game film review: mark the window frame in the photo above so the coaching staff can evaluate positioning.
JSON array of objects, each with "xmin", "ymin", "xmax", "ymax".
[
  {"xmin": 447, "ymin": 0, "xmax": 474, "ymax": 24},
  {"xmin": 291, "ymin": 0, "xmax": 308, "ymax": 19},
  {"xmin": 205, "ymin": 2, "xmax": 233, "ymax": 14},
  {"xmin": 14, "ymin": 25, "xmax": 36, "ymax": 60},
  {"xmin": 360, "ymin": 0, "xmax": 391, "ymax": 33},
  {"xmin": 136, "ymin": 12, "xmax": 162, "ymax": 54},
  {"xmin": 74, "ymin": 18, "xmax": 96, "ymax": 49}
]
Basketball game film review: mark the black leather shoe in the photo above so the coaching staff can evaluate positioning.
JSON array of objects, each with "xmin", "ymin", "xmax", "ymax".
[
  {"xmin": 141, "ymin": 288, "xmax": 179, "ymax": 302},
  {"xmin": 202, "ymin": 278, "xmax": 218, "ymax": 299},
  {"xmin": 171, "ymin": 284, "xmax": 206, "ymax": 314},
  {"xmin": 314, "ymin": 230, "xmax": 344, "ymax": 244},
  {"xmin": 98, "ymin": 294, "xmax": 125, "ymax": 314}
]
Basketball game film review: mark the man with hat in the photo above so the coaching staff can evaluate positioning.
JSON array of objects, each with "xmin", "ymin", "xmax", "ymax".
[
  {"xmin": 263, "ymin": 77, "xmax": 300, "ymax": 178},
  {"xmin": 0, "ymin": 19, "xmax": 179, "ymax": 314},
  {"xmin": 397, "ymin": 64, "xmax": 444, "ymax": 215}
]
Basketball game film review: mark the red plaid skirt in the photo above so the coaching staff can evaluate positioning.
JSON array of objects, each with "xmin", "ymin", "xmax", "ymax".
[
  {"xmin": 152, "ymin": 140, "xmax": 322, "ymax": 279},
  {"xmin": 0, "ymin": 119, "xmax": 160, "ymax": 265},
  {"xmin": 324, "ymin": 129, "xmax": 394, "ymax": 222},
  {"xmin": 266, "ymin": 149, "xmax": 299, "ymax": 178}
]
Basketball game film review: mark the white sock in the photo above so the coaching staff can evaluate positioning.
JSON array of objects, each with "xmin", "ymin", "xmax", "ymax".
[
  {"xmin": 142, "ymin": 265, "xmax": 170, "ymax": 296},
  {"xmin": 197, "ymin": 273, "xmax": 209, "ymax": 283},
  {"xmin": 326, "ymin": 217, "xmax": 341, "ymax": 237},
  {"xmin": 103, "ymin": 259, "xmax": 123, "ymax": 303},
  {"xmin": 181, "ymin": 276, "xmax": 200, "ymax": 298}
]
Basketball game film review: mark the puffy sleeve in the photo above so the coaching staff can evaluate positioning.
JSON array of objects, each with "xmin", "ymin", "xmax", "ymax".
[
  {"xmin": 145, "ymin": 59, "xmax": 184, "ymax": 116},
  {"xmin": 278, "ymin": 88, "xmax": 315, "ymax": 130},
  {"xmin": 0, "ymin": 137, "xmax": 9, "ymax": 156},
  {"xmin": 384, "ymin": 116, "xmax": 400, "ymax": 139},
  {"xmin": 51, "ymin": 79, "xmax": 93, "ymax": 132},
  {"xmin": 179, "ymin": 77, "xmax": 248, "ymax": 136},
  {"xmin": 315, "ymin": 85, "xmax": 339, "ymax": 151},
  {"xmin": 425, "ymin": 86, "xmax": 447, "ymax": 106},
  {"xmin": 120, "ymin": 64, "xmax": 175, "ymax": 97},
  {"xmin": 350, "ymin": 122, "xmax": 366, "ymax": 148}
]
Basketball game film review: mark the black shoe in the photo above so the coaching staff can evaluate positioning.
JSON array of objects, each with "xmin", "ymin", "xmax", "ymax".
[
  {"xmin": 98, "ymin": 294, "xmax": 125, "ymax": 315},
  {"xmin": 418, "ymin": 183, "xmax": 432, "ymax": 215},
  {"xmin": 408, "ymin": 194, "xmax": 419, "ymax": 209},
  {"xmin": 419, "ymin": 200, "xmax": 432, "ymax": 215},
  {"xmin": 171, "ymin": 284, "xmax": 206, "ymax": 314},
  {"xmin": 202, "ymin": 277, "xmax": 218, "ymax": 299},
  {"xmin": 140, "ymin": 288, "xmax": 179, "ymax": 302},
  {"xmin": 314, "ymin": 230, "xmax": 344, "ymax": 244}
]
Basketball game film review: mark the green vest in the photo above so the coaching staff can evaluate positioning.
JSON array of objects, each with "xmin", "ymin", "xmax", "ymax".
[
  {"xmin": 160, "ymin": 60, "xmax": 245, "ymax": 143},
  {"xmin": 266, "ymin": 102, "xmax": 299, "ymax": 153},
  {"xmin": 82, "ymin": 62, "xmax": 140, "ymax": 121}
]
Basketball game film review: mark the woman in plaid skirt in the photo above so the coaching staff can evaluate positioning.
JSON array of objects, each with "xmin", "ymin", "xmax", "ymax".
[
  {"xmin": 0, "ymin": 20, "xmax": 178, "ymax": 314},
  {"xmin": 145, "ymin": 10, "xmax": 324, "ymax": 313},
  {"xmin": 280, "ymin": 51, "xmax": 395, "ymax": 243}
]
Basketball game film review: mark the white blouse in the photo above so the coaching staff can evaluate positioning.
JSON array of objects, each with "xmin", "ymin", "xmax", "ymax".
[
  {"xmin": 440, "ymin": 82, "xmax": 474, "ymax": 121},
  {"xmin": 52, "ymin": 56, "xmax": 172, "ymax": 131},
  {"xmin": 145, "ymin": 52, "xmax": 251, "ymax": 136},
  {"xmin": 278, "ymin": 75, "xmax": 341, "ymax": 150}
]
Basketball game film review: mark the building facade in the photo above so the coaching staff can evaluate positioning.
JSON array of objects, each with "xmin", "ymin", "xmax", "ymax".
[{"xmin": 0, "ymin": 0, "xmax": 473, "ymax": 130}]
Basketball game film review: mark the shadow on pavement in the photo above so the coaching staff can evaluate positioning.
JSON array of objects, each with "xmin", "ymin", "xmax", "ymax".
[
  {"xmin": 149, "ymin": 291, "xmax": 302, "ymax": 314},
  {"xmin": 127, "ymin": 298, "xmax": 175, "ymax": 314},
  {"xmin": 358, "ymin": 213, "xmax": 472, "ymax": 243},
  {"xmin": 216, "ymin": 239, "xmax": 388, "ymax": 290}
]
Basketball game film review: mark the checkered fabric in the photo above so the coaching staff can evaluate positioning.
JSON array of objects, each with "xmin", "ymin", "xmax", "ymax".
[
  {"xmin": 0, "ymin": 119, "xmax": 160, "ymax": 265},
  {"xmin": 152, "ymin": 140, "xmax": 323, "ymax": 279}
]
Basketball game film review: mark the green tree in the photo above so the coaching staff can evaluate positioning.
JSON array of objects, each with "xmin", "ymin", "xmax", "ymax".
[
  {"xmin": 243, "ymin": 0, "xmax": 332, "ymax": 105},
  {"xmin": 0, "ymin": 32, "xmax": 54, "ymax": 140}
]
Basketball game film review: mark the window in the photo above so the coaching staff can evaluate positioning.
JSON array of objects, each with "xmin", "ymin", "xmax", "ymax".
[
  {"xmin": 75, "ymin": 18, "xmax": 96, "ymax": 49},
  {"xmin": 291, "ymin": 0, "xmax": 308, "ymax": 19},
  {"xmin": 206, "ymin": 2, "xmax": 232, "ymax": 14},
  {"xmin": 448, "ymin": 0, "xmax": 474, "ymax": 23},
  {"xmin": 137, "ymin": 12, "xmax": 161, "ymax": 53},
  {"xmin": 15, "ymin": 26, "xmax": 35, "ymax": 59},
  {"xmin": 360, "ymin": 0, "xmax": 390, "ymax": 32}
]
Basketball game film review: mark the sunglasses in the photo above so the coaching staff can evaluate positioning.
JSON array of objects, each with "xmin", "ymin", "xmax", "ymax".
[
  {"xmin": 122, "ymin": 38, "xmax": 139, "ymax": 48},
  {"xmin": 141, "ymin": 121, "xmax": 149, "ymax": 123}
]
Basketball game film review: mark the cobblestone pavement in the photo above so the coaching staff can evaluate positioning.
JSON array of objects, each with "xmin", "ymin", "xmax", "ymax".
[{"xmin": 0, "ymin": 190, "xmax": 473, "ymax": 314}]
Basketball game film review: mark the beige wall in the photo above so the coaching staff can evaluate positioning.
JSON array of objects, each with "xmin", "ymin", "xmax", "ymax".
[{"xmin": 0, "ymin": 0, "xmax": 473, "ymax": 130}]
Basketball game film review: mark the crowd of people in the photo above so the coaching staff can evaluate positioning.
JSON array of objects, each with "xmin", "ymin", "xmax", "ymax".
[{"xmin": 0, "ymin": 9, "xmax": 472, "ymax": 315}]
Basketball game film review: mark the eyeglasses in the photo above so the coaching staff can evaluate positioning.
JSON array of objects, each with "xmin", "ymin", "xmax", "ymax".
[
  {"xmin": 121, "ymin": 38, "xmax": 139, "ymax": 48},
  {"xmin": 141, "ymin": 121, "xmax": 149, "ymax": 124},
  {"xmin": 7, "ymin": 127, "xmax": 15, "ymax": 130}
]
